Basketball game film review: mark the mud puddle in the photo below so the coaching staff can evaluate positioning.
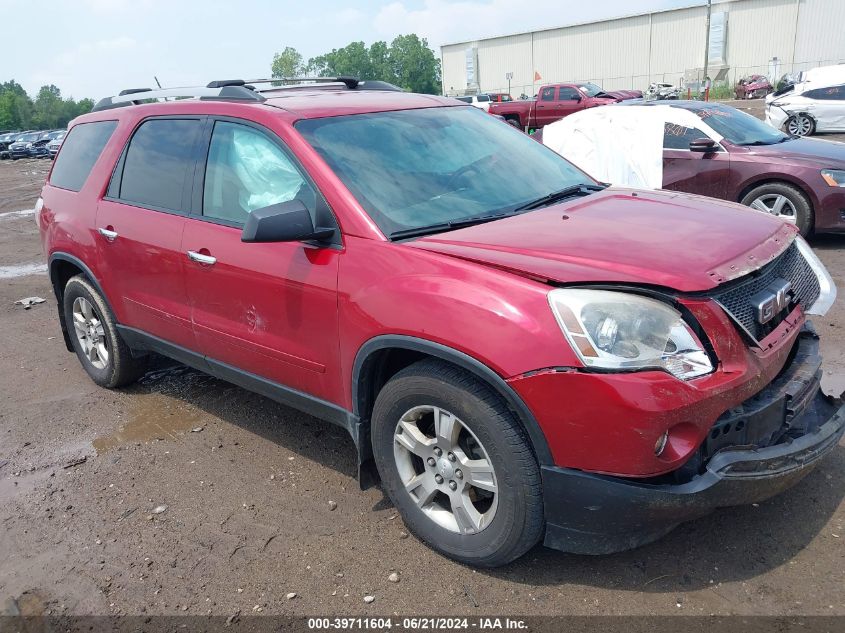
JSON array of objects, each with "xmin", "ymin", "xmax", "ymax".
[
  {"xmin": 93, "ymin": 395, "xmax": 205, "ymax": 453},
  {"xmin": 94, "ymin": 365, "xmax": 212, "ymax": 453},
  {"xmin": 0, "ymin": 262, "xmax": 47, "ymax": 278}
]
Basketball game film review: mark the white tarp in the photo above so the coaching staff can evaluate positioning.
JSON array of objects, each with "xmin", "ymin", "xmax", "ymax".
[
  {"xmin": 542, "ymin": 106, "xmax": 667, "ymax": 189},
  {"xmin": 542, "ymin": 105, "xmax": 723, "ymax": 189}
]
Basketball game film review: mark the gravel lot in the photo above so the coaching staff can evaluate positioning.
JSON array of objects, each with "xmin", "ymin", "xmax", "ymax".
[{"xmin": 1, "ymin": 107, "xmax": 844, "ymax": 620}]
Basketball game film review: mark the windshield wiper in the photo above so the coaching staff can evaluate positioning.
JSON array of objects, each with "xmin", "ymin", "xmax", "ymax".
[
  {"xmin": 389, "ymin": 211, "xmax": 519, "ymax": 240},
  {"xmin": 514, "ymin": 183, "xmax": 606, "ymax": 212}
]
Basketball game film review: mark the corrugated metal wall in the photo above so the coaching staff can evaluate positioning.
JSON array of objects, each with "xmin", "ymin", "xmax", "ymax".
[{"xmin": 441, "ymin": 0, "xmax": 845, "ymax": 96}]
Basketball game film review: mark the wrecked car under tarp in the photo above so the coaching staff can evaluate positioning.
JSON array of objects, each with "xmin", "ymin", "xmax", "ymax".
[{"xmin": 540, "ymin": 104, "xmax": 724, "ymax": 189}]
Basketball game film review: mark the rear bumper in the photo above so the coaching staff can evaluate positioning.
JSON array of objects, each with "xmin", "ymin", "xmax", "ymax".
[{"xmin": 541, "ymin": 333, "xmax": 845, "ymax": 554}]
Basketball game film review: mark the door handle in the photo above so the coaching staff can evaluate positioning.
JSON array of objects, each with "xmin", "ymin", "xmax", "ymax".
[
  {"xmin": 187, "ymin": 250, "xmax": 217, "ymax": 265},
  {"xmin": 98, "ymin": 227, "xmax": 118, "ymax": 242}
]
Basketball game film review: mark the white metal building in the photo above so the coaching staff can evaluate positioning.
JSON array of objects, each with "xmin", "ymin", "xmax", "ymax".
[{"xmin": 440, "ymin": 0, "xmax": 845, "ymax": 97}]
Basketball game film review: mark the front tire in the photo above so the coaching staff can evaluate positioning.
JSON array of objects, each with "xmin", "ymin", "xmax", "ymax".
[
  {"xmin": 740, "ymin": 182, "xmax": 813, "ymax": 236},
  {"xmin": 63, "ymin": 275, "xmax": 147, "ymax": 388},
  {"xmin": 371, "ymin": 359, "xmax": 544, "ymax": 567},
  {"xmin": 786, "ymin": 114, "xmax": 814, "ymax": 137}
]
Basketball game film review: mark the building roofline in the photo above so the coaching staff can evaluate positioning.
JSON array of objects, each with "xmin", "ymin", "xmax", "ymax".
[{"xmin": 440, "ymin": 0, "xmax": 737, "ymax": 49}]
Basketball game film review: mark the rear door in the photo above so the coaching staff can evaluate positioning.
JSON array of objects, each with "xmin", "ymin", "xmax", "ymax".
[
  {"xmin": 96, "ymin": 117, "xmax": 203, "ymax": 350},
  {"xmin": 661, "ymin": 122, "xmax": 731, "ymax": 199},
  {"xmin": 181, "ymin": 118, "xmax": 341, "ymax": 401},
  {"xmin": 805, "ymin": 85, "xmax": 845, "ymax": 131}
]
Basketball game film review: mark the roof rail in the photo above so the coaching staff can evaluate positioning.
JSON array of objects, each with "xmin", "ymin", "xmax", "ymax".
[
  {"xmin": 207, "ymin": 76, "xmax": 361, "ymax": 89},
  {"xmin": 92, "ymin": 85, "xmax": 266, "ymax": 112},
  {"xmin": 205, "ymin": 77, "xmax": 403, "ymax": 92}
]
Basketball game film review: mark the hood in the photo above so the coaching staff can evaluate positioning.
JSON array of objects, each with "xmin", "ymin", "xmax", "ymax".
[
  {"xmin": 602, "ymin": 90, "xmax": 642, "ymax": 101},
  {"xmin": 409, "ymin": 188, "xmax": 796, "ymax": 292},
  {"xmin": 745, "ymin": 136, "xmax": 845, "ymax": 167}
]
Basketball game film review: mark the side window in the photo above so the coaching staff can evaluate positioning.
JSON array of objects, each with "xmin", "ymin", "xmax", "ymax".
[
  {"xmin": 50, "ymin": 121, "xmax": 117, "ymax": 192},
  {"xmin": 663, "ymin": 123, "xmax": 712, "ymax": 150},
  {"xmin": 118, "ymin": 119, "xmax": 201, "ymax": 211},
  {"xmin": 806, "ymin": 85, "xmax": 845, "ymax": 100},
  {"xmin": 540, "ymin": 87, "xmax": 555, "ymax": 102},
  {"xmin": 202, "ymin": 121, "xmax": 314, "ymax": 226},
  {"xmin": 558, "ymin": 87, "xmax": 579, "ymax": 101}
]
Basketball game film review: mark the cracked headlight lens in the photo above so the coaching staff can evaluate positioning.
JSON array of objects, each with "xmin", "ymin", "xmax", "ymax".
[{"xmin": 548, "ymin": 289, "xmax": 714, "ymax": 380}]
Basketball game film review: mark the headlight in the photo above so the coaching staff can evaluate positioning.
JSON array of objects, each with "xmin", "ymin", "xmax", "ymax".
[
  {"xmin": 795, "ymin": 236, "xmax": 837, "ymax": 316},
  {"xmin": 548, "ymin": 289, "xmax": 713, "ymax": 380},
  {"xmin": 821, "ymin": 169, "xmax": 845, "ymax": 187},
  {"xmin": 25, "ymin": 143, "xmax": 32, "ymax": 148}
]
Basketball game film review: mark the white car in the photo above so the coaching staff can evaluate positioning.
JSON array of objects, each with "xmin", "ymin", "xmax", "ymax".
[
  {"xmin": 452, "ymin": 94, "xmax": 491, "ymax": 111},
  {"xmin": 766, "ymin": 64, "xmax": 845, "ymax": 136}
]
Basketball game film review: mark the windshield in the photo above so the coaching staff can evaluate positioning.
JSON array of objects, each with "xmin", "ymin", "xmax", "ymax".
[
  {"xmin": 577, "ymin": 83, "xmax": 603, "ymax": 97},
  {"xmin": 296, "ymin": 106, "xmax": 592, "ymax": 237},
  {"xmin": 20, "ymin": 133, "xmax": 41, "ymax": 142},
  {"xmin": 694, "ymin": 105, "xmax": 788, "ymax": 145}
]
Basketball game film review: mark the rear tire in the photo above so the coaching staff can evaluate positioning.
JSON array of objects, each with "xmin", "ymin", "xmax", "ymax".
[
  {"xmin": 63, "ymin": 275, "xmax": 147, "ymax": 388},
  {"xmin": 371, "ymin": 359, "xmax": 544, "ymax": 567},
  {"xmin": 740, "ymin": 182, "xmax": 813, "ymax": 237},
  {"xmin": 506, "ymin": 118, "xmax": 522, "ymax": 129}
]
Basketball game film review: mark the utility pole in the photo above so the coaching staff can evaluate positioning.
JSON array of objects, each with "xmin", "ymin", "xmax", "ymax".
[{"xmin": 702, "ymin": 0, "xmax": 712, "ymax": 98}]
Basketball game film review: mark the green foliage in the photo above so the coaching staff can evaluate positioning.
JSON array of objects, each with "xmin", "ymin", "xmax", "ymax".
[
  {"xmin": 271, "ymin": 46, "xmax": 305, "ymax": 79},
  {"xmin": 0, "ymin": 80, "xmax": 93, "ymax": 131},
  {"xmin": 271, "ymin": 34, "xmax": 442, "ymax": 95}
]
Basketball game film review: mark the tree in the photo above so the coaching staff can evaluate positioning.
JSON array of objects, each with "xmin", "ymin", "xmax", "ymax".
[
  {"xmin": 388, "ymin": 34, "xmax": 441, "ymax": 94},
  {"xmin": 271, "ymin": 34, "xmax": 441, "ymax": 95},
  {"xmin": 271, "ymin": 47, "xmax": 305, "ymax": 79},
  {"xmin": 0, "ymin": 79, "xmax": 93, "ymax": 130},
  {"xmin": 32, "ymin": 85, "xmax": 64, "ymax": 129}
]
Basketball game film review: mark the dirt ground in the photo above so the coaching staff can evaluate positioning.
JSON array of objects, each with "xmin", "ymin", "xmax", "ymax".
[{"xmin": 1, "ymin": 112, "xmax": 845, "ymax": 621}]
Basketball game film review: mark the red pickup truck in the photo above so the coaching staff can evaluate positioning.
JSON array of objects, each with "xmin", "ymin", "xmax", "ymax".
[{"xmin": 489, "ymin": 82, "xmax": 641, "ymax": 129}]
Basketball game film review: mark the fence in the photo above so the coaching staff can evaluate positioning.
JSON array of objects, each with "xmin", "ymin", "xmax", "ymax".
[{"xmin": 475, "ymin": 58, "xmax": 844, "ymax": 100}]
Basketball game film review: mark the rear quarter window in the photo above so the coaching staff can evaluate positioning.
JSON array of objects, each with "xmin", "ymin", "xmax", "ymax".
[{"xmin": 50, "ymin": 120, "xmax": 118, "ymax": 192}]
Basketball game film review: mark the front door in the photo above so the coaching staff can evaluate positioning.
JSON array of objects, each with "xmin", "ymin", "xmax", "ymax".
[
  {"xmin": 661, "ymin": 122, "xmax": 731, "ymax": 199},
  {"xmin": 182, "ymin": 119, "xmax": 341, "ymax": 401},
  {"xmin": 96, "ymin": 117, "xmax": 203, "ymax": 350}
]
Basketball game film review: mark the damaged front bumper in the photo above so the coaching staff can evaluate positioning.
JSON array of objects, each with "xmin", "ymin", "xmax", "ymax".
[{"xmin": 542, "ymin": 334, "xmax": 845, "ymax": 555}]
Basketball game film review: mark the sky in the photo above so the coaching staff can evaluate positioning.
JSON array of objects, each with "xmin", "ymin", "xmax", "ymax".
[{"xmin": 2, "ymin": 0, "xmax": 691, "ymax": 100}]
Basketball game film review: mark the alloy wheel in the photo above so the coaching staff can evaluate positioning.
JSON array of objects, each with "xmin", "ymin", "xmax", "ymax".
[
  {"xmin": 749, "ymin": 193, "xmax": 797, "ymax": 223},
  {"xmin": 393, "ymin": 405, "xmax": 498, "ymax": 534},
  {"xmin": 786, "ymin": 115, "xmax": 812, "ymax": 137},
  {"xmin": 71, "ymin": 296, "xmax": 109, "ymax": 369}
]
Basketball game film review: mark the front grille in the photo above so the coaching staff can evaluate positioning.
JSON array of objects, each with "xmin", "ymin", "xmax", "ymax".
[{"xmin": 707, "ymin": 241, "xmax": 820, "ymax": 342}]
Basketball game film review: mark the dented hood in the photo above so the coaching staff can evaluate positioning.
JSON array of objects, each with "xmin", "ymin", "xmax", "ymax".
[{"xmin": 409, "ymin": 188, "xmax": 797, "ymax": 292}]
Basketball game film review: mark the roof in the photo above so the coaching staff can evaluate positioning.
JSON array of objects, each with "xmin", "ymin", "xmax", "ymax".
[{"xmin": 262, "ymin": 89, "xmax": 459, "ymax": 119}]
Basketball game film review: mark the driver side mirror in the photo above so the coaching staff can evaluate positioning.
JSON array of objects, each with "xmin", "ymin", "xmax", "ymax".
[
  {"xmin": 241, "ymin": 200, "xmax": 334, "ymax": 243},
  {"xmin": 689, "ymin": 138, "xmax": 718, "ymax": 153}
]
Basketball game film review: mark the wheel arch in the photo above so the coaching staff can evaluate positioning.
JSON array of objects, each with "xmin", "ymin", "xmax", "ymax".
[
  {"xmin": 783, "ymin": 111, "xmax": 817, "ymax": 134},
  {"xmin": 351, "ymin": 335, "xmax": 555, "ymax": 469},
  {"xmin": 737, "ymin": 175, "xmax": 818, "ymax": 214},
  {"xmin": 49, "ymin": 253, "xmax": 114, "ymax": 352}
]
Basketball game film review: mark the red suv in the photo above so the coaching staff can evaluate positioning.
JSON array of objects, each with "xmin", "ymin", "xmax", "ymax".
[{"xmin": 39, "ymin": 78, "xmax": 843, "ymax": 567}]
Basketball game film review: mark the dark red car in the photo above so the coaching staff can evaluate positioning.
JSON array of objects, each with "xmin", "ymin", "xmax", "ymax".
[
  {"xmin": 735, "ymin": 74, "xmax": 773, "ymax": 99},
  {"xmin": 549, "ymin": 101, "xmax": 845, "ymax": 236},
  {"xmin": 39, "ymin": 79, "xmax": 843, "ymax": 567}
]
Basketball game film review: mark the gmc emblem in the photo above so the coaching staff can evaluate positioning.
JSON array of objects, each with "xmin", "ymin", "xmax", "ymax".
[{"xmin": 750, "ymin": 279, "xmax": 793, "ymax": 325}]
